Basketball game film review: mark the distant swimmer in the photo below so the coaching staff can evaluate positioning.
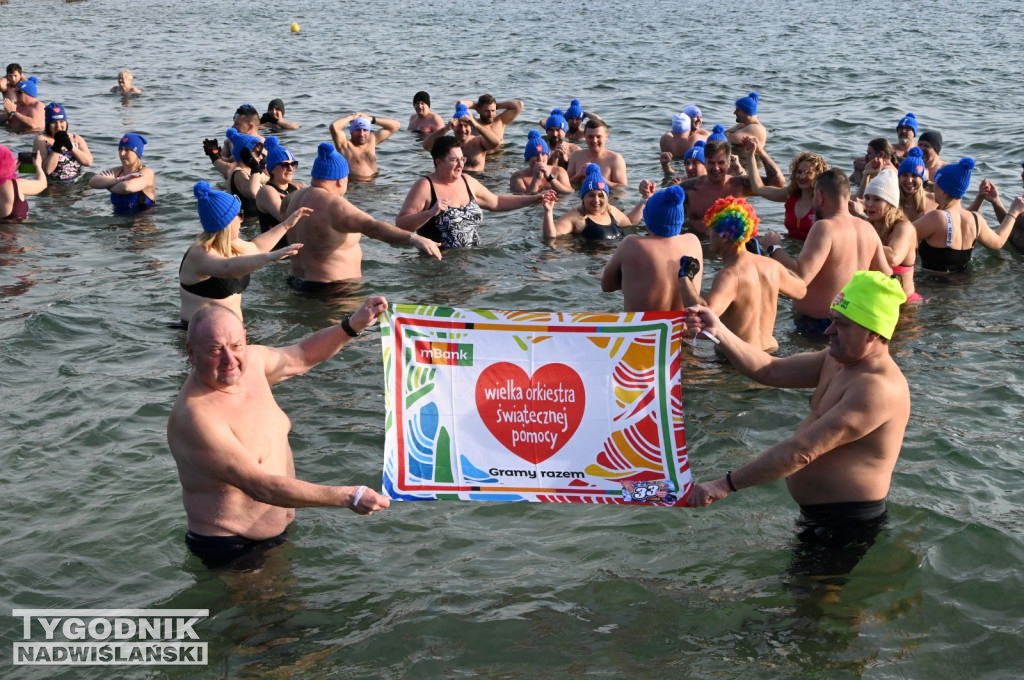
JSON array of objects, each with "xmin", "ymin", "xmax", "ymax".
[
  {"xmin": 509, "ymin": 130, "xmax": 573, "ymax": 194},
  {"xmin": 681, "ymin": 197, "xmax": 806, "ymax": 352},
  {"xmin": 87, "ymin": 133, "xmax": 156, "ymax": 213},
  {"xmin": 167, "ymin": 300, "xmax": 392, "ymax": 569},
  {"xmin": 686, "ymin": 271, "xmax": 910, "ymax": 579},
  {"xmin": 178, "ymin": 181, "xmax": 306, "ymax": 326},
  {"xmin": 563, "ymin": 98, "xmax": 603, "ymax": 142},
  {"xmin": 457, "ymin": 93, "xmax": 522, "ymax": 148},
  {"xmin": 396, "ymin": 136, "xmax": 553, "ymax": 249},
  {"xmin": 567, "ymin": 119, "xmax": 628, "ymax": 187},
  {"xmin": 759, "ymin": 169, "xmax": 890, "ymax": 336},
  {"xmin": 109, "ymin": 69, "xmax": 141, "ymax": 95},
  {"xmin": 408, "ymin": 91, "xmax": 444, "ymax": 134},
  {"xmin": 421, "ymin": 104, "xmax": 500, "ymax": 173},
  {"xmin": 676, "ymin": 139, "xmax": 776, "ymax": 236},
  {"xmin": 329, "ymin": 111, "xmax": 400, "ymax": 179},
  {"xmin": 542, "ymin": 164, "xmax": 655, "ymax": 239},
  {"xmin": 601, "ymin": 184, "xmax": 703, "ymax": 312},
  {"xmin": 540, "ymin": 109, "xmax": 580, "ymax": 170},
  {"xmin": 283, "ymin": 143, "xmax": 441, "ymax": 291},
  {"xmin": 259, "ymin": 98, "xmax": 300, "ymax": 131},
  {"xmin": 2, "ymin": 75, "xmax": 44, "ymax": 132},
  {"xmin": 725, "ymin": 91, "xmax": 766, "ymax": 150},
  {"xmin": 0, "ymin": 146, "xmax": 46, "ymax": 220}
]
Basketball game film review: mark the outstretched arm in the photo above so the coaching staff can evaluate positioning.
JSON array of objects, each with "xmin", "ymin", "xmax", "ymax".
[{"xmin": 977, "ymin": 197, "xmax": 1024, "ymax": 250}]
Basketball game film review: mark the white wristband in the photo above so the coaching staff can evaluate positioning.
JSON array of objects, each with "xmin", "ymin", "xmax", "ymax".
[{"xmin": 352, "ymin": 485, "xmax": 368, "ymax": 508}]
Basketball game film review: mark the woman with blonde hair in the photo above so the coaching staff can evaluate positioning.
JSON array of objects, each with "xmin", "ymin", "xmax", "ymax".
[
  {"xmin": 897, "ymin": 148, "xmax": 936, "ymax": 222},
  {"xmin": 178, "ymin": 181, "xmax": 309, "ymax": 325},
  {"xmin": 743, "ymin": 138, "xmax": 828, "ymax": 240},
  {"xmin": 863, "ymin": 170, "xmax": 920, "ymax": 301}
]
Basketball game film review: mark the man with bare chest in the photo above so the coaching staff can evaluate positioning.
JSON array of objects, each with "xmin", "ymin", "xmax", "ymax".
[
  {"xmin": 686, "ymin": 271, "xmax": 909, "ymax": 574},
  {"xmin": 167, "ymin": 301, "xmax": 392, "ymax": 569}
]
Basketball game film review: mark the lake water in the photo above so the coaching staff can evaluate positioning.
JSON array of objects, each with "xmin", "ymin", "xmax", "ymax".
[{"xmin": 3, "ymin": 0, "xmax": 1024, "ymax": 678}]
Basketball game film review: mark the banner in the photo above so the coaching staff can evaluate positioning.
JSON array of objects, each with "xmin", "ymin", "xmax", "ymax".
[{"xmin": 380, "ymin": 305, "xmax": 691, "ymax": 506}]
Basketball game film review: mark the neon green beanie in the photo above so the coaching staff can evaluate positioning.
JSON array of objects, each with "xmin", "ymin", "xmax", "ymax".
[{"xmin": 830, "ymin": 271, "xmax": 907, "ymax": 339}]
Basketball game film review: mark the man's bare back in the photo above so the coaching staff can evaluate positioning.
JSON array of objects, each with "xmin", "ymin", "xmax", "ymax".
[
  {"xmin": 602, "ymin": 233, "xmax": 703, "ymax": 311},
  {"xmin": 285, "ymin": 185, "xmax": 364, "ymax": 282}
]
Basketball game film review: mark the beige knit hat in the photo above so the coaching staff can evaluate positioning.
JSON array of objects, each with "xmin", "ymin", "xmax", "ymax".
[{"xmin": 865, "ymin": 169, "xmax": 900, "ymax": 208}]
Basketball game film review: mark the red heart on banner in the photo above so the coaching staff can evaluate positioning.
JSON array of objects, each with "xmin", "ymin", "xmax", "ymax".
[{"xmin": 475, "ymin": 362, "xmax": 586, "ymax": 464}]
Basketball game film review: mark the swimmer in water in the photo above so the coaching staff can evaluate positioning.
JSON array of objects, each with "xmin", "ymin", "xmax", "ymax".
[
  {"xmin": 542, "ymin": 164, "xmax": 654, "ymax": 240},
  {"xmin": 88, "ymin": 133, "xmax": 156, "ymax": 213}
]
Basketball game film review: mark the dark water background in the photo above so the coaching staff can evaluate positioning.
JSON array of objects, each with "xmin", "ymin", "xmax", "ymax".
[{"xmin": 2, "ymin": 0, "xmax": 1024, "ymax": 677}]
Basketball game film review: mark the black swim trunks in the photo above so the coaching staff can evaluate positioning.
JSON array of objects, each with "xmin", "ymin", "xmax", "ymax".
[
  {"xmin": 793, "ymin": 312, "xmax": 832, "ymax": 340},
  {"xmin": 286, "ymin": 275, "xmax": 361, "ymax": 299},
  {"xmin": 185, "ymin": 530, "xmax": 288, "ymax": 571},
  {"xmin": 788, "ymin": 500, "xmax": 887, "ymax": 584}
]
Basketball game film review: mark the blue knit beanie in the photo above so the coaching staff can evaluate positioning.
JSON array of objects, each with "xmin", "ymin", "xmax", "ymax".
[
  {"xmin": 672, "ymin": 112, "xmax": 691, "ymax": 134},
  {"xmin": 16, "ymin": 76, "xmax": 38, "ymax": 98},
  {"xmin": 545, "ymin": 108, "xmax": 568, "ymax": 132},
  {"xmin": 898, "ymin": 147, "xmax": 925, "ymax": 179},
  {"xmin": 684, "ymin": 140, "xmax": 706, "ymax": 163},
  {"xmin": 44, "ymin": 102, "xmax": 67, "ymax": 125},
  {"xmin": 119, "ymin": 133, "xmax": 147, "ymax": 158},
  {"xmin": 311, "ymin": 142, "xmax": 349, "ymax": 180},
  {"xmin": 524, "ymin": 130, "xmax": 549, "ymax": 161},
  {"xmin": 225, "ymin": 127, "xmax": 260, "ymax": 159},
  {"xmin": 707, "ymin": 124, "xmax": 727, "ymax": 142},
  {"xmin": 643, "ymin": 185, "xmax": 686, "ymax": 237},
  {"xmin": 454, "ymin": 103, "xmax": 470, "ymax": 119},
  {"xmin": 566, "ymin": 99, "xmax": 584, "ymax": 119},
  {"xmin": 264, "ymin": 136, "xmax": 296, "ymax": 173},
  {"xmin": 934, "ymin": 157, "xmax": 975, "ymax": 199},
  {"xmin": 735, "ymin": 91, "xmax": 759, "ymax": 116},
  {"xmin": 194, "ymin": 181, "xmax": 241, "ymax": 233},
  {"xmin": 579, "ymin": 163, "xmax": 609, "ymax": 198},
  {"xmin": 897, "ymin": 112, "xmax": 918, "ymax": 136}
]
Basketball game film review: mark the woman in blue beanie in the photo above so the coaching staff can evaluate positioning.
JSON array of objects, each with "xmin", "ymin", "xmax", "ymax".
[
  {"xmin": 897, "ymin": 148, "xmax": 936, "ymax": 222},
  {"xmin": 177, "ymin": 181, "xmax": 310, "ymax": 326},
  {"xmin": 542, "ymin": 164, "xmax": 655, "ymax": 240},
  {"xmin": 32, "ymin": 102, "xmax": 93, "ymax": 183},
  {"xmin": 88, "ymin": 133, "xmax": 156, "ymax": 213},
  {"xmin": 913, "ymin": 157, "xmax": 1022, "ymax": 273}
]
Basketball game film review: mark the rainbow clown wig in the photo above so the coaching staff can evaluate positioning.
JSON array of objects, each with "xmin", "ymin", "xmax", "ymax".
[{"xmin": 704, "ymin": 196, "xmax": 759, "ymax": 248}]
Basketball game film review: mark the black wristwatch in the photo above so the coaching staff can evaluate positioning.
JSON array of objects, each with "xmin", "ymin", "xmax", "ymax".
[
  {"xmin": 341, "ymin": 315, "xmax": 362, "ymax": 338},
  {"xmin": 679, "ymin": 255, "xmax": 701, "ymax": 281}
]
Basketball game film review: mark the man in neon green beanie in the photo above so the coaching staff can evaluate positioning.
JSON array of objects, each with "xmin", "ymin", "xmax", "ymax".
[{"xmin": 685, "ymin": 271, "xmax": 909, "ymax": 571}]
